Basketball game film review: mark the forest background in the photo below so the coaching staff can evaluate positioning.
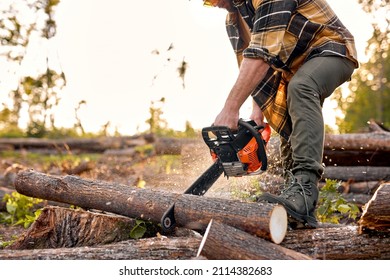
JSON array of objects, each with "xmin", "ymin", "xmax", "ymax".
[{"xmin": 0, "ymin": 0, "xmax": 389, "ymax": 139}]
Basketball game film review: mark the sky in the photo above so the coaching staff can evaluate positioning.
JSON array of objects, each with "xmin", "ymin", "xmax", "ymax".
[{"xmin": 3, "ymin": 0, "xmax": 374, "ymax": 135}]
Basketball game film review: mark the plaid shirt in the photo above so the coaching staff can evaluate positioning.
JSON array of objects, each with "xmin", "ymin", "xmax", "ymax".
[{"xmin": 226, "ymin": 0, "xmax": 358, "ymax": 139}]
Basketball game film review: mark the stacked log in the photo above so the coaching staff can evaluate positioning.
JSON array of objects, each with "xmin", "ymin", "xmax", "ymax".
[
  {"xmin": 13, "ymin": 170, "xmax": 288, "ymax": 244},
  {"xmin": 3, "ymin": 170, "xmax": 388, "ymax": 260},
  {"xmin": 323, "ymin": 121, "xmax": 390, "ymax": 182}
]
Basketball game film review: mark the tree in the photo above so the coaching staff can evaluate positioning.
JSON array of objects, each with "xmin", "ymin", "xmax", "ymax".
[
  {"xmin": 335, "ymin": 0, "xmax": 390, "ymax": 132},
  {"xmin": 0, "ymin": 0, "xmax": 65, "ymax": 137}
]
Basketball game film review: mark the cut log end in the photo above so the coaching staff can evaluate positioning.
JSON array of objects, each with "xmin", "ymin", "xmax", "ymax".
[
  {"xmin": 196, "ymin": 219, "xmax": 213, "ymax": 258},
  {"xmin": 269, "ymin": 205, "xmax": 287, "ymax": 244}
]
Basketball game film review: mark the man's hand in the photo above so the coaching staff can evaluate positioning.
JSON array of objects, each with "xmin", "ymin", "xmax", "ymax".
[
  {"xmin": 250, "ymin": 99, "xmax": 265, "ymax": 127},
  {"xmin": 213, "ymin": 106, "xmax": 239, "ymax": 130}
]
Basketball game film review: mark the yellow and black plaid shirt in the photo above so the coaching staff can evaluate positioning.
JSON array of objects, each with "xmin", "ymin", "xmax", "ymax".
[{"xmin": 226, "ymin": 0, "xmax": 358, "ymax": 139}]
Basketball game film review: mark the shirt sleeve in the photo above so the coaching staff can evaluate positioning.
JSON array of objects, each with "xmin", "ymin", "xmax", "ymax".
[
  {"xmin": 226, "ymin": 11, "xmax": 251, "ymax": 66},
  {"xmin": 243, "ymin": 0, "xmax": 298, "ymax": 68}
]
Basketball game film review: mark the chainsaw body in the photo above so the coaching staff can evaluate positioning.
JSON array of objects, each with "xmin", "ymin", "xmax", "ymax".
[
  {"xmin": 202, "ymin": 119, "xmax": 271, "ymax": 177},
  {"xmin": 161, "ymin": 119, "xmax": 271, "ymax": 233}
]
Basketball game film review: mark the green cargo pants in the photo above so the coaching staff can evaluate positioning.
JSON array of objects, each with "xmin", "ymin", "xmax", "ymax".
[{"xmin": 280, "ymin": 56, "xmax": 356, "ymax": 179}]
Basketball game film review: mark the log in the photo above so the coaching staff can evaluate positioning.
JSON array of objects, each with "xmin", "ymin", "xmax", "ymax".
[
  {"xmin": 359, "ymin": 183, "xmax": 390, "ymax": 232},
  {"xmin": 260, "ymin": 133, "xmax": 390, "ymax": 170},
  {"xmin": 14, "ymin": 170, "xmax": 288, "ymax": 244},
  {"xmin": 0, "ymin": 236, "xmax": 201, "ymax": 260},
  {"xmin": 0, "ymin": 135, "xmax": 149, "ymax": 153},
  {"xmin": 323, "ymin": 149, "xmax": 390, "ymax": 166},
  {"xmin": 197, "ymin": 219, "xmax": 311, "ymax": 260},
  {"xmin": 339, "ymin": 181, "xmax": 382, "ymax": 194},
  {"xmin": 323, "ymin": 166, "xmax": 390, "ymax": 182},
  {"xmin": 281, "ymin": 225, "xmax": 390, "ymax": 259},
  {"xmin": 7, "ymin": 206, "xmax": 139, "ymax": 250},
  {"xmin": 324, "ymin": 132, "xmax": 390, "ymax": 152}
]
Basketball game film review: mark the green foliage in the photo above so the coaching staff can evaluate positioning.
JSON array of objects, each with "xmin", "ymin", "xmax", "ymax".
[
  {"xmin": 335, "ymin": 0, "xmax": 390, "ymax": 133},
  {"xmin": 135, "ymin": 155, "xmax": 181, "ymax": 175},
  {"xmin": 0, "ymin": 125, "xmax": 25, "ymax": 138},
  {"xmin": 145, "ymin": 97, "xmax": 198, "ymax": 138},
  {"xmin": 1, "ymin": 0, "xmax": 64, "ymax": 135},
  {"xmin": 337, "ymin": 26, "xmax": 390, "ymax": 132},
  {"xmin": 0, "ymin": 236, "xmax": 17, "ymax": 249},
  {"xmin": 0, "ymin": 192, "xmax": 43, "ymax": 228},
  {"xmin": 135, "ymin": 144, "xmax": 155, "ymax": 157},
  {"xmin": 129, "ymin": 219, "xmax": 159, "ymax": 240},
  {"xmin": 230, "ymin": 178, "xmax": 263, "ymax": 202},
  {"xmin": 316, "ymin": 179, "xmax": 360, "ymax": 224}
]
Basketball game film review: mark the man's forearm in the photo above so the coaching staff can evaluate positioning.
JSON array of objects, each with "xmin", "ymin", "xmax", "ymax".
[{"xmin": 224, "ymin": 57, "xmax": 270, "ymax": 111}]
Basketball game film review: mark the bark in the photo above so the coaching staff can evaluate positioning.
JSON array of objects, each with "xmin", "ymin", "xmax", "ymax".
[
  {"xmin": 324, "ymin": 132, "xmax": 390, "ymax": 152},
  {"xmin": 323, "ymin": 149, "xmax": 390, "ymax": 166},
  {"xmin": 323, "ymin": 166, "xmax": 390, "ymax": 182},
  {"xmin": 359, "ymin": 183, "xmax": 390, "ymax": 232},
  {"xmin": 0, "ymin": 236, "xmax": 201, "ymax": 260},
  {"xmin": 197, "ymin": 220, "xmax": 311, "ymax": 260},
  {"xmin": 14, "ymin": 170, "xmax": 288, "ymax": 244},
  {"xmin": 8, "ymin": 206, "xmax": 138, "ymax": 250},
  {"xmin": 0, "ymin": 135, "xmax": 149, "ymax": 153},
  {"xmin": 281, "ymin": 225, "xmax": 390, "ymax": 259}
]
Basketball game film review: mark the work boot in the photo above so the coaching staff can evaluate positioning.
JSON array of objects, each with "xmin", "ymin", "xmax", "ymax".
[{"xmin": 258, "ymin": 170, "xmax": 319, "ymax": 228}]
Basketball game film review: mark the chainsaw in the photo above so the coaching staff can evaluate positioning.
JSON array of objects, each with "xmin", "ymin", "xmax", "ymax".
[{"xmin": 161, "ymin": 119, "xmax": 271, "ymax": 233}]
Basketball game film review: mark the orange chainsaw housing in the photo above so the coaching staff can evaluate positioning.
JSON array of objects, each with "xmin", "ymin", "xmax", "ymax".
[
  {"xmin": 210, "ymin": 123, "xmax": 271, "ymax": 175},
  {"xmin": 237, "ymin": 123, "xmax": 271, "ymax": 173}
]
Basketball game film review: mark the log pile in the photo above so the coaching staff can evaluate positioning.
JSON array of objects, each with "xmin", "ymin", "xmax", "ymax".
[
  {"xmin": 0, "ymin": 170, "xmax": 388, "ymax": 260},
  {"xmin": 323, "ymin": 120, "xmax": 390, "ymax": 182},
  {"xmin": 0, "ymin": 121, "xmax": 389, "ymax": 260},
  {"xmin": 12, "ymin": 170, "xmax": 288, "ymax": 244}
]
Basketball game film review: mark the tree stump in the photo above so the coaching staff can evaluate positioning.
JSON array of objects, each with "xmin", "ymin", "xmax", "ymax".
[{"xmin": 8, "ymin": 206, "xmax": 137, "ymax": 250}]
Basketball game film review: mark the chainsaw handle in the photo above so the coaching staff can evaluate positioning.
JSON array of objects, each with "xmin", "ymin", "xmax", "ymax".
[
  {"xmin": 202, "ymin": 125, "xmax": 236, "ymax": 143},
  {"xmin": 237, "ymin": 119, "xmax": 268, "ymax": 171}
]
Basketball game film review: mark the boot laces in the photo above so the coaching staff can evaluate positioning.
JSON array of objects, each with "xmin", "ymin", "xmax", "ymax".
[{"xmin": 280, "ymin": 171, "xmax": 313, "ymax": 216}]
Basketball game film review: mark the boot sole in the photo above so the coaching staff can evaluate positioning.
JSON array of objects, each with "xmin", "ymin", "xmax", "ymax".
[{"xmin": 258, "ymin": 194, "xmax": 318, "ymax": 228}]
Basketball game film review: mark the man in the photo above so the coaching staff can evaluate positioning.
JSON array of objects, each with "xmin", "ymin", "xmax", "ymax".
[{"xmin": 202, "ymin": 0, "xmax": 358, "ymax": 227}]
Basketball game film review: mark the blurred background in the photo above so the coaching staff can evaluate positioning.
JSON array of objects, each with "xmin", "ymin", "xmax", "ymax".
[{"xmin": 0, "ymin": 0, "xmax": 388, "ymax": 138}]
